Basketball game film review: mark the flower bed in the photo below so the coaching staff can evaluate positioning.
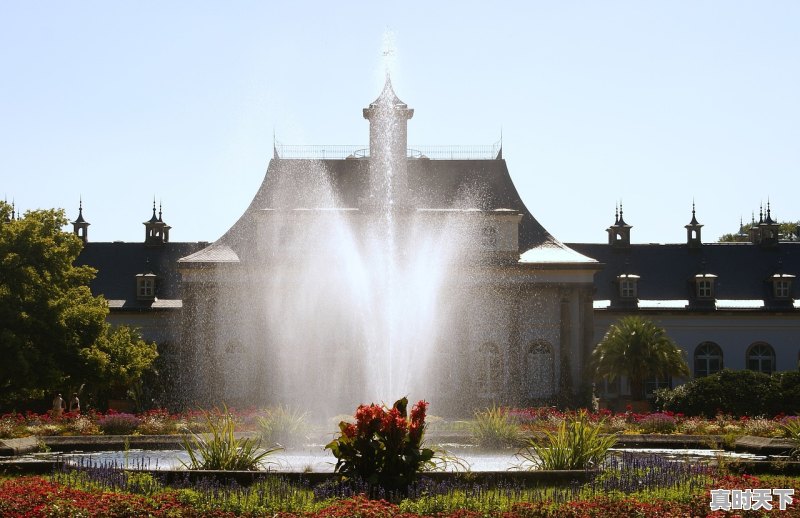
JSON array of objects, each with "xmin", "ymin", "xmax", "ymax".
[{"xmin": 1, "ymin": 463, "xmax": 798, "ymax": 516}]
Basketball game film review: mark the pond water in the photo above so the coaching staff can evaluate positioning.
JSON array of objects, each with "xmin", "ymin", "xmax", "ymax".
[{"xmin": 24, "ymin": 447, "xmax": 767, "ymax": 473}]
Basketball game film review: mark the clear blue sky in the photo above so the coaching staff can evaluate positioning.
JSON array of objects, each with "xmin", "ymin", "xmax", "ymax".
[{"xmin": 1, "ymin": 2, "xmax": 798, "ymax": 244}]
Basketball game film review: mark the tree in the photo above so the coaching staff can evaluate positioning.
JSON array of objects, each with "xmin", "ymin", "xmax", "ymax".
[
  {"xmin": 0, "ymin": 202, "xmax": 157, "ymax": 410},
  {"xmin": 590, "ymin": 316, "xmax": 689, "ymax": 401},
  {"xmin": 80, "ymin": 325, "xmax": 158, "ymax": 406},
  {"xmin": 719, "ymin": 220, "xmax": 799, "ymax": 242}
]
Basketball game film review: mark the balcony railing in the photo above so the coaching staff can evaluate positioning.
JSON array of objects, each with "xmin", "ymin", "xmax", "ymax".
[{"xmin": 274, "ymin": 143, "xmax": 502, "ymax": 160}]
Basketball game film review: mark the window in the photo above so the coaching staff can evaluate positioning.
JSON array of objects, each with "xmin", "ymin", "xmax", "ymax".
[
  {"xmin": 775, "ymin": 280, "xmax": 791, "ymax": 298},
  {"xmin": 617, "ymin": 274, "xmax": 639, "ymax": 299},
  {"xmin": 696, "ymin": 279, "xmax": 714, "ymax": 298},
  {"xmin": 694, "ymin": 342, "xmax": 723, "ymax": 377},
  {"xmin": 136, "ymin": 273, "xmax": 157, "ymax": 300},
  {"xmin": 476, "ymin": 342, "xmax": 501, "ymax": 398},
  {"xmin": 600, "ymin": 377, "xmax": 621, "ymax": 397},
  {"xmin": 695, "ymin": 274, "xmax": 716, "ymax": 299},
  {"xmin": 747, "ymin": 343, "xmax": 775, "ymax": 374},
  {"xmin": 620, "ymin": 280, "xmax": 637, "ymax": 298},
  {"xmin": 523, "ymin": 340, "xmax": 554, "ymax": 398},
  {"xmin": 644, "ymin": 375, "xmax": 672, "ymax": 398},
  {"xmin": 772, "ymin": 275, "xmax": 794, "ymax": 299}
]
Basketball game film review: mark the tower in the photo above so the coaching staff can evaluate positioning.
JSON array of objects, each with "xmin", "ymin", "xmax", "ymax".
[
  {"xmin": 606, "ymin": 203, "xmax": 632, "ymax": 247},
  {"xmin": 144, "ymin": 200, "xmax": 171, "ymax": 246},
  {"xmin": 362, "ymin": 76, "xmax": 414, "ymax": 208},
  {"xmin": 71, "ymin": 199, "xmax": 90, "ymax": 244},
  {"xmin": 685, "ymin": 202, "xmax": 703, "ymax": 248}
]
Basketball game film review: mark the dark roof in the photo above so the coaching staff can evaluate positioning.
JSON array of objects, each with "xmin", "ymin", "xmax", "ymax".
[
  {"xmin": 181, "ymin": 156, "xmax": 579, "ymax": 265},
  {"xmin": 72, "ymin": 208, "xmax": 87, "ymax": 225},
  {"xmin": 76, "ymin": 242, "xmax": 205, "ymax": 309},
  {"xmin": 567, "ymin": 242, "xmax": 800, "ymax": 306}
]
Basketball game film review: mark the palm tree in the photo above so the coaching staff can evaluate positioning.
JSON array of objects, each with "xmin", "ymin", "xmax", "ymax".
[{"xmin": 590, "ymin": 316, "xmax": 689, "ymax": 401}]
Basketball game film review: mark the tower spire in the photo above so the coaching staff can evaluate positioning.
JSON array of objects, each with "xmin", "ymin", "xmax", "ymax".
[{"xmin": 71, "ymin": 197, "xmax": 90, "ymax": 243}]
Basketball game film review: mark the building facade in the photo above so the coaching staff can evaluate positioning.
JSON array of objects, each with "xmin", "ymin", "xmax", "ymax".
[{"xmin": 68, "ymin": 84, "xmax": 799, "ymax": 413}]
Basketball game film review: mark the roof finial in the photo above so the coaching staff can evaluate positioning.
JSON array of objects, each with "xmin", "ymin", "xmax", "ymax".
[
  {"xmin": 158, "ymin": 201, "xmax": 163, "ymax": 222},
  {"xmin": 688, "ymin": 199, "xmax": 700, "ymax": 226},
  {"xmin": 614, "ymin": 202, "xmax": 619, "ymax": 225}
]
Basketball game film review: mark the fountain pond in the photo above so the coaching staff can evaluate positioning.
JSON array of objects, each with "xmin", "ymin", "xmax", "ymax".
[{"xmin": 12, "ymin": 446, "xmax": 768, "ymax": 474}]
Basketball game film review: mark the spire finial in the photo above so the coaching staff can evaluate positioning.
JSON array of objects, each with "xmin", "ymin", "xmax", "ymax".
[{"xmin": 688, "ymin": 199, "xmax": 700, "ymax": 226}]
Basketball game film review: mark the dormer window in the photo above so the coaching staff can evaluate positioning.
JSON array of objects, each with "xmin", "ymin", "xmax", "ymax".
[
  {"xmin": 771, "ymin": 274, "xmax": 794, "ymax": 299},
  {"xmin": 136, "ymin": 273, "xmax": 157, "ymax": 300},
  {"xmin": 617, "ymin": 274, "xmax": 639, "ymax": 299},
  {"xmin": 694, "ymin": 274, "xmax": 717, "ymax": 299}
]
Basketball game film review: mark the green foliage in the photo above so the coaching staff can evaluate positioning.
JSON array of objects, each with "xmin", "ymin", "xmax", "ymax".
[
  {"xmin": 181, "ymin": 408, "xmax": 279, "ymax": 471},
  {"xmin": 79, "ymin": 325, "xmax": 158, "ymax": 401},
  {"xmin": 0, "ymin": 204, "xmax": 105, "ymax": 406},
  {"xmin": 257, "ymin": 406, "xmax": 310, "ymax": 448},
  {"xmin": 0, "ymin": 203, "xmax": 158, "ymax": 410},
  {"xmin": 516, "ymin": 410, "xmax": 617, "ymax": 470},
  {"xmin": 782, "ymin": 418, "xmax": 800, "ymax": 458},
  {"xmin": 591, "ymin": 316, "xmax": 689, "ymax": 401},
  {"xmin": 325, "ymin": 397, "xmax": 434, "ymax": 496},
  {"xmin": 654, "ymin": 369, "xmax": 800, "ymax": 417},
  {"xmin": 470, "ymin": 405, "xmax": 524, "ymax": 449}
]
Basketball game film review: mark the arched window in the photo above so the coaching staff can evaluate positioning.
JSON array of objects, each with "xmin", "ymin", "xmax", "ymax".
[
  {"xmin": 747, "ymin": 343, "xmax": 775, "ymax": 374},
  {"xmin": 476, "ymin": 342, "xmax": 501, "ymax": 398},
  {"xmin": 694, "ymin": 342, "xmax": 723, "ymax": 377},
  {"xmin": 524, "ymin": 340, "xmax": 554, "ymax": 398}
]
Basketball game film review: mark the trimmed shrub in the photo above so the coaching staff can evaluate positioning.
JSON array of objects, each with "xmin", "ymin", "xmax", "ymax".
[{"xmin": 654, "ymin": 369, "xmax": 800, "ymax": 417}]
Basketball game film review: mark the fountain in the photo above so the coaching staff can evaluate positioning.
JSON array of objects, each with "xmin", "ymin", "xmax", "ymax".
[
  {"xmin": 179, "ymin": 77, "xmax": 494, "ymax": 416},
  {"xmin": 176, "ymin": 58, "xmax": 600, "ymax": 418}
]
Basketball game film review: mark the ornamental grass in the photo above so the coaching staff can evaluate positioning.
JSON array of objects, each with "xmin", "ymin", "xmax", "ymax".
[
  {"xmin": 470, "ymin": 405, "xmax": 525, "ymax": 449},
  {"xmin": 181, "ymin": 407, "xmax": 280, "ymax": 471},
  {"xmin": 517, "ymin": 410, "xmax": 617, "ymax": 470}
]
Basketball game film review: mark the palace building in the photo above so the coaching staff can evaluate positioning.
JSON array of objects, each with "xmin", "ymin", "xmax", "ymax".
[{"xmin": 68, "ymin": 81, "xmax": 799, "ymax": 411}]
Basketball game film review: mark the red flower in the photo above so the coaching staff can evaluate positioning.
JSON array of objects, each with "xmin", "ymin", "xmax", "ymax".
[
  {"xmin": 343, "ymin": 423, "xmax": 357, "ymax": 438},
  {"xmin": 410, "ymin": 400, "xmax": 428, "ymax": 426}
]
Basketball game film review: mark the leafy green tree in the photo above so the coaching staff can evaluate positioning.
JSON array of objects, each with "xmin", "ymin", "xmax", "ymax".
[
  {"xmin": 0, "ymin": 202, "xmax": 157, "ymax": 410},
  {"xmin": 590, "ymin": 316, "xmax": 689, "ymax": 401},
  {"xmin": 80, "ymin": 325, "xmax": 158, "ymax": 405}
]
